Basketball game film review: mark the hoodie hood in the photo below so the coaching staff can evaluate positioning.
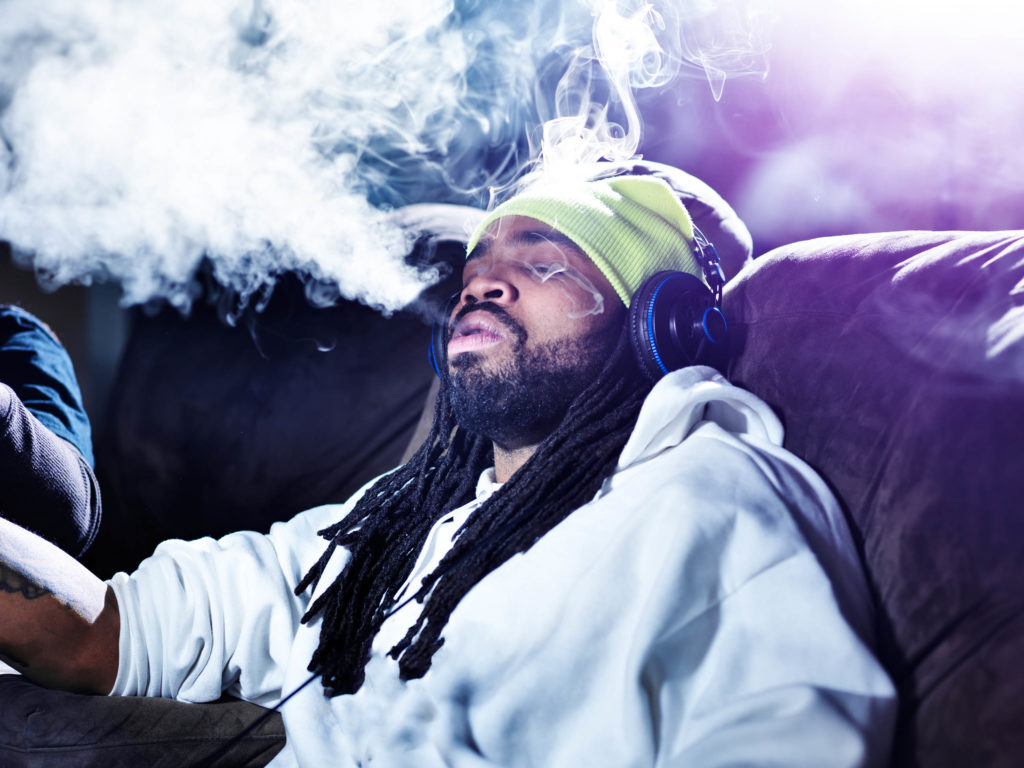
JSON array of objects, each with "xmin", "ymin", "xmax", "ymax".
[{"xmin": 617, "ymin": 366, "xmax": 784, "ymax": 470}]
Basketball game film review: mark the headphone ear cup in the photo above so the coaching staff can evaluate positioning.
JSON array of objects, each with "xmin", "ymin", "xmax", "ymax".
[
  {"xmin": 429, "ymin": 293, "xmax": 461, "ymax": 378},
  {"xmin": 629, "ymin": 271, "xmax": 725, "ymax": 381},
  {"xmin": 628, "ymin": 283, "xmax": 664, "ymax": 382}
]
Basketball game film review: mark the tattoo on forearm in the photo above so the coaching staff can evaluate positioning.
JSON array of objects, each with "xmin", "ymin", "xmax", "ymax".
[{"xmin": 0, "ymin": 563, "xmax": 51, "ymax": 600}]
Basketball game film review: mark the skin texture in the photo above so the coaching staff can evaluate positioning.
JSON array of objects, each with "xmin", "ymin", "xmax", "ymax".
[
  {"xmin": 0, "ymin": 516, "xmax": 119, "ymax": 693},
  {"xmin": 447, "ymin": 215, "xmax": 624, "ymax": 481}
]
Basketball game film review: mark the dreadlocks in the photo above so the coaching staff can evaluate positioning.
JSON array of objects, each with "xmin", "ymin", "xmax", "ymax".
[{"xmin": 296, "ymin": 318, "xmax": 653, "ymax": 696}]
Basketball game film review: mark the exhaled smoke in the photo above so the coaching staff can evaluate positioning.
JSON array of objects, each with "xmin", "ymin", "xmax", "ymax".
[{"xmin": 0, "ymin": 0, "xmax": 770, "ymax": 314}]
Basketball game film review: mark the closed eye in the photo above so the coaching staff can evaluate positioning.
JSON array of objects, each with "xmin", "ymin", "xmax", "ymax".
[{"xmin": 522, "ymin": 262, "xmax": 566, "ymax": 279}]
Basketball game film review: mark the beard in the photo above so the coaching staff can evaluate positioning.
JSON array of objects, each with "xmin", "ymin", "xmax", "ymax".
[{"xmin": 446, "ymin": 310, "xmax": 618, "ymax": 450}]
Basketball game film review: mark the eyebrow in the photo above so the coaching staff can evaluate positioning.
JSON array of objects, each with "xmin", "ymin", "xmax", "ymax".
[{"xmin": 467, "ymin": 228, "xmax": 586, "ymax": 262}]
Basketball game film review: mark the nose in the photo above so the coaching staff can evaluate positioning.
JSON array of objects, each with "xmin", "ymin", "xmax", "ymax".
[{"xmin": 458, "ymin": 269, "xmax": 518, "ymax": 312}]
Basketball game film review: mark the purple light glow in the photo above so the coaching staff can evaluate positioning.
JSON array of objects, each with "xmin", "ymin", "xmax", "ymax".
[{"xmin": 644, "ymin": 0, "xmax": 1024, "ymax": 253}]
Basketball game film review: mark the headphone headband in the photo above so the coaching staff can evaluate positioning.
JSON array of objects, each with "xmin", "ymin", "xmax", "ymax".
[{"xmin": 691, "ymin": 225, "xmax": 725, "ymax": 306}]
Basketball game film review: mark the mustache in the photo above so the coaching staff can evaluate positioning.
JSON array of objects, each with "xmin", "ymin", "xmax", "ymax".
[{"xmin": 448, "ymin": 301, "xmax": 528, "ymax": 346}]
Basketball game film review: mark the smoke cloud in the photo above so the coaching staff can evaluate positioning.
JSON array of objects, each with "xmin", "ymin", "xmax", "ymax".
[{"xmin": 0, "ymin": 0, "xmax": 770, "ymax": 314}]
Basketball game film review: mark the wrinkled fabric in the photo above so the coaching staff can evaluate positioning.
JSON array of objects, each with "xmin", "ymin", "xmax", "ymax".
[
  {"xmin": 0, "ymin": 305, "xmax": 99, "ymax": 557},
  {"xmin": 0, "ymin": 384, "xmax": 100, "ymax": 558},
  {"xmin": 110, "ymin": 367, "xmax": 895, "ymax": 767},
  {"xmin": 0, "ymin": 305, "xmax": 93, "ymax": 466}
]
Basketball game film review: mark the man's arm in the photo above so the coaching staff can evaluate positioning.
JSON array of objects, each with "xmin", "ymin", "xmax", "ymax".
[
  {"xmin": 0, "ymin": 516, "xmax": 118, "ymax": 693},
  {"xmin": 1, "ymin": 381, "xmax": 101, "ymax": 558}
]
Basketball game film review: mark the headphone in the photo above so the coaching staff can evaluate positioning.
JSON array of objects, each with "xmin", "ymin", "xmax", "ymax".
[{"xmin": 429, "ymin": 223, "xmax": 727, "ymax": 382}]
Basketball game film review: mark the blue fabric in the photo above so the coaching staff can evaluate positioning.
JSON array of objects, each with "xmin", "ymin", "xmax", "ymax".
[{"xmin": 0, "ymin": 305, "xmax": 93, "ymax": 467}]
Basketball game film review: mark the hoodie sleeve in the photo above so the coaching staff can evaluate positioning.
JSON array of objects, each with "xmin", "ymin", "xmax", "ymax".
[
  {"xmin": 0, "ymin": 382, "xmax": 100, "ymax": 558},
  {"xmin": 107, "ymin": 500, "xmax": 353, "ymax": 706}
]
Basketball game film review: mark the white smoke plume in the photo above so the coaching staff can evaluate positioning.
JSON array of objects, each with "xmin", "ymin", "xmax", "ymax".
[
  {"xmin": 533, "ymin": 0, "xmax": 770, "ymax": 178},
  {"xmin": 0, "ymin": 0, "xmax": 769, "ymax": 314}
]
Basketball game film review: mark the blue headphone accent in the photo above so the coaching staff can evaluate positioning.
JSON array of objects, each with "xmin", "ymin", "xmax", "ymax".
[
  {"xmin": 427, "ymin": 337, "xmax": 442, "ymax": 379},
  {"xmin": 625, "ymin": 222, "xmax": 728, "ymax": 381},
  {"xmin": 646, "ymin": 275, "xmax": 675, "ymax": 377},
  {"xmin": 702, "ymin": 306, "xmax": 728, "ymax": 343},
  {"xmin": 429, "ymin": 292, "xmax": 461, "ymax": 379}
]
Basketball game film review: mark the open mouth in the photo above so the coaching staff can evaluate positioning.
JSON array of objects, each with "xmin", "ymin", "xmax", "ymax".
[{"xmin": 448, "ymin": 313, "xmax": 507, "ymax": 355}]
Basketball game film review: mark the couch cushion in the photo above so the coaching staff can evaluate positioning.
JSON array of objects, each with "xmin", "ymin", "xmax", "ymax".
[
  {"xmin": 723, "ymin": 230, "xmax": 1024, "ymax": 767},
  {"xmin": 0, "ymin": 675, "xmax": 284, "ymax": 768}
]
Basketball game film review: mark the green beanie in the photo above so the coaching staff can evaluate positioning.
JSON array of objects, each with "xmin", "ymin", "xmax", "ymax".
[{"xmin": 466, "ymin": 175, "xmax": 701, "ymax": 308}]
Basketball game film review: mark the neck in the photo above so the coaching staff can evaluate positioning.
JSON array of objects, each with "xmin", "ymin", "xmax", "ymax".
[{"xmin": 492, "ymin": 442, "xmax": 539, "ymax": 482}]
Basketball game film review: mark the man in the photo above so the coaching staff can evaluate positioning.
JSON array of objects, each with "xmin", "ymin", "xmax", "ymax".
[{"xmin": 0, "ymin": 172, "xmax": 896, "ymax": 766}]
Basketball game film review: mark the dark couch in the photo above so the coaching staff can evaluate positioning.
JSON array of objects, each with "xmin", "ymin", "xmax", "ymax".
[{"xmin": 724, "ymin": 229, "xmax": 1024, "ymax": 766}]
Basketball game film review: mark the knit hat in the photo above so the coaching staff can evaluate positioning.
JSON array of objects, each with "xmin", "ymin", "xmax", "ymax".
[{"xmin": 466, "ymin": 175, "xmax": 702, "ymax": 308}]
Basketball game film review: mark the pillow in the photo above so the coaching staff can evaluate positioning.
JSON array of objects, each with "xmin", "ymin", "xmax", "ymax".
[{"xmin": 723, "ymin": 230, "xmax": 1024, "ymax": 767}]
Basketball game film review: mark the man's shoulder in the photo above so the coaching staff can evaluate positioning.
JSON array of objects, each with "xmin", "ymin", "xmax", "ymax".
[
  {"xmin": 276, "ymin": 468, "xmax": 399, "ymax": 537},
  {"xmin": 605, "ymin": 367, "xmax": 846, "ymax": 564},
  {"xmin": 619, "ymin": 366, "xmax": 784, "ymax": 470}
]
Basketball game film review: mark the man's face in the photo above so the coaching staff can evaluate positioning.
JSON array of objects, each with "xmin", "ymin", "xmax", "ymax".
[{"xmin": 445, "ymin": 215, "xmax": 624, "ymax": 449}]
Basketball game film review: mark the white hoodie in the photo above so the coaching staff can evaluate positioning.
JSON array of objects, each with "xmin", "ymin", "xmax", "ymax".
[{"xmin": 109, "ymin": 367, "xmax": 896, "ymax": 767}]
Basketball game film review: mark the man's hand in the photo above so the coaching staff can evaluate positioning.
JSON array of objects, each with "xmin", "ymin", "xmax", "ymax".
[{"xmin": 0, "ymin": 517, "xmax": 119, "ymax": 693}]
